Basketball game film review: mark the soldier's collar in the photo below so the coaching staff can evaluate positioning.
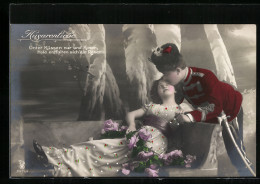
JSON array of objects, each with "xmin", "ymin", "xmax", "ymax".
[{"xmin": 183, "ymin": 67, "xmax": 193, "ymax": 86}]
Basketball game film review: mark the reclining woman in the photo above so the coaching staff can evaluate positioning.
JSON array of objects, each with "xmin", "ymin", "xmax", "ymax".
[{"xmin": 33, "ymin": 77, "xmax": 193, "ymax": 177}]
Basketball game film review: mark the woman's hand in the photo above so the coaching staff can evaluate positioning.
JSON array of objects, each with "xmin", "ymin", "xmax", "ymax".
[
  {"xmin": 126, "ymin": 124, "xmax": 136, "ymax": 134},
  {"xmin": 175, "ymin": 114, "xmax": 191, "ymax": 123},
  {"xmin": 178, "ymin": 109, "xmax": 185, "ymax": 114}
]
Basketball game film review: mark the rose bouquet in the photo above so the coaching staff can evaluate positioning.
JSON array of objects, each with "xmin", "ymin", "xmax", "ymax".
[
  {"xmin": 100, "ymin": 119, "xmax": 128, "ymax": 139},
  {"xmin": 122, "ymin": 128, "xmax": 196, "ymax": 177}
]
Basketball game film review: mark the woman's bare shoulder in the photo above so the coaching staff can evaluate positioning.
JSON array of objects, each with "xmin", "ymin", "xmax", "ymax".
[{"xmin": 179, "ymin": 102, "xmax": 193, "ymax": 111}]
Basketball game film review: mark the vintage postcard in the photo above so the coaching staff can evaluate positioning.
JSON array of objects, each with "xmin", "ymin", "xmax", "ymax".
[{"xmin": 10, "ymin": 24, "xmax": 256, "ymax": 177}]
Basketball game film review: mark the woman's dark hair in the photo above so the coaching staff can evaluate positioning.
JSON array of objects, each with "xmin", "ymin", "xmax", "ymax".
[
  {"xmin": 150, "ymin": 43, "xmax": 186, "ymax": 73},
  {"xmin": 150, "ymin": 77, "xmax": 184, "ymax": 105}
]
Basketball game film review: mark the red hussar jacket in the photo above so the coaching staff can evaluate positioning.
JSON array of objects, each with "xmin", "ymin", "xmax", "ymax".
[{"xmin": 180, "ymin": 67, "xmax": 243, "ymax": 123}]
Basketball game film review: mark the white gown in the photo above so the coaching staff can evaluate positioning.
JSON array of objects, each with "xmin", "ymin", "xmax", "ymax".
[{"xmin": 41, "ymin": 103, "xmax": 192, "ymax": 177}]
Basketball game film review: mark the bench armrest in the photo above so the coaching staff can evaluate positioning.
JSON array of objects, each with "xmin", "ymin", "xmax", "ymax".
[{"xmin": 167, "ymin": 122, "xmax": 222, "ymax": 169}]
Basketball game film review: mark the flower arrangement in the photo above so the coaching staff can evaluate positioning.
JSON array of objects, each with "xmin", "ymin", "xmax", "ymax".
[
  {"xmin": 99, "ymin": 119, "xmax": 196, "ymax": 177},
  {"xmin": 100, "ymin": 119, "xmax": 128, "ymax": 139},
  {"xmin": 122, "ymin": 128, "xmax": 196, "ymax": 177}
]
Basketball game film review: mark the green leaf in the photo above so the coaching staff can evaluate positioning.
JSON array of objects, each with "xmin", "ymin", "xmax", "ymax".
[
  {"xmin": 136, "ymin": 139, "xmax": 145, "ymax": 147},
  {"xmin": 139, "ymin": 161, "xmax": 145, "ymax": 166},
  {"xmin": 100, "ymin": 130, "xmax": 126, "ymax": 139},
  {"xmin": 134, "ymin": 164, "xmax": 146, "ymax": 172},
  {"xmin": 143, "ymin": 147, "xmax": 149, "ymax": 152},
  {"xmin": 126, "ymin": 131, "xmax": 138, "ymax": 140},
  {"xmin": 131, "ymin": 147, "xmax": 140, "ymax": 158},
  {"xmin": 153, "ymin": 155, "xmax": 159, "ymax": 160},
  {"xmin": 170, "ymin": 157, "xmax": 186, "ymax": 166}
]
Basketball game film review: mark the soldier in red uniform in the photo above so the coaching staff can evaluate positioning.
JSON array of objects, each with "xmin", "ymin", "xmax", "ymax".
[{"xmin": 150, "ymin": 43, "xmax": 253, "ymax": 176}]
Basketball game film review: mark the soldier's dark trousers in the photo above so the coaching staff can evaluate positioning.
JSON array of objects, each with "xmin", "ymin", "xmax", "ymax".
[{"xmin": 222, "ymin": 107, "xmax": 254, "ymax": 176}]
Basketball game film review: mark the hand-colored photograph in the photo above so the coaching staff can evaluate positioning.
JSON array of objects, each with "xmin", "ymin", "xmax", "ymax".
[{"xmin": 10, "ymin": 24, "xmax": 256, "ymax": 177}]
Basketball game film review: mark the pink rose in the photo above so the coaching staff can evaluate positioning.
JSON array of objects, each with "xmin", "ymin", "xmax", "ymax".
[
  {"xmin": 158, "ymin": 153, "xmax": 164, "ymax": 160},
  {"xmin": 127, "ymin": 135, "xmax": 139, "ymax": 150},
  {"xmin": 121, "ymin": 161, "xmax": 139, "ymax": 175},
  {"xmin": 121, "ymin": 168, "xmax": 130, "ymax": 175},
  {"xmin": 186, "ymin": 154, "xmax": 196, "ymax": 161},
  {"xmin": 120, "ymin": 126, "xmax": 128, "ymax": 131},
  {"xmin": 185, "ymin": 164, "xmax": 191, "ymax": 168},
  {"xmin": 169, "ymin": 150, "xmax": 183, "ymax": 158},
  {"xmin": 103, "ymin": 119, "xmax": 119, "ymax": 132},
  {"xmin": 184, "ymin": 154, "xmax": 196, "ymax": 168},
  {"xmin": 138, "ymin": 128, "xmax": 152, "ymax": 141},
  {"xmin": 163, "ymin": 154, "xmax": 173, "ymax": 166},
  {"xmin": 161, "ymin": 153, "xmax": 170, "ymax": 160},
  {"xmin": 158, "ymin": 153, "xmax": 173, "ymax": 165},
  {"xmin": 122, "ymin": 163, "xmax": 129, "ymax": 168},
  {"xmin": 137, "ymin": 151, "xmax": 154, "ymax": 161},
  {"xmin": 145, "ymin": 168, "xmax": 159, "ymax": 177},
  {"xmin": 122, "ymin": 162, "xmax": 135, "ymax": 171},
  {"xmin": 158, "ymin": 150, "xmax": 184, "ymax": 165},
  {"xmin": 149, "ymin": 164, "xmax": 158, "ymax": 170}
]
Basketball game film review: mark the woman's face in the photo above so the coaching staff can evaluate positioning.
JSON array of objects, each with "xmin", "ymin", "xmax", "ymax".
[{"xmin": 157, "ymin": 80, "xmax": 176, "ymax": 99}]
